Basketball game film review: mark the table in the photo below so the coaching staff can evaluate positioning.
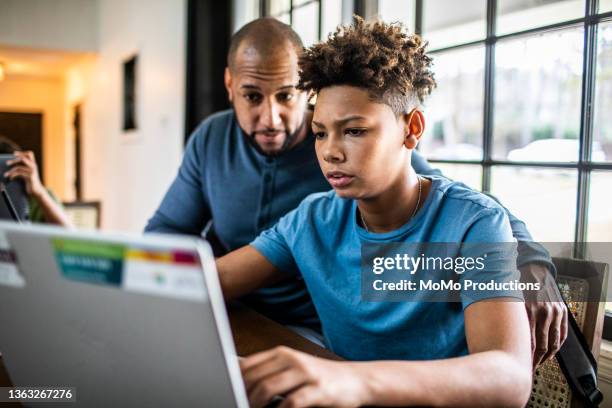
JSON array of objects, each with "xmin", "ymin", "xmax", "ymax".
[{"xmin": 0, "ymin": 302, "xmax": 339, "ymax": 388}]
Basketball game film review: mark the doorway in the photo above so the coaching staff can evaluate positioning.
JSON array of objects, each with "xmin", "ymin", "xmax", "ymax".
[{"xmin": 0, "ymin": 111, "xmax": 44, "ymax": 182}]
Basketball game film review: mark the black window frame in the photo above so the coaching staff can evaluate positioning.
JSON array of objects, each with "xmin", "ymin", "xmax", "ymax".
[
  {"xmin": 261, "ymin": 0, "xmax": 325, "ymax": 41},
  {"xmin": 410, "ymin": 0, "xmax": 612, "ymax": 339}
]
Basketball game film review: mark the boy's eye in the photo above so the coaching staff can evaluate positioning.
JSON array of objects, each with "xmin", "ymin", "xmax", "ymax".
[
  {"xmin": 313, "ymin": 132, "xmax": 326, "ymax": 139},
  {"xmin": 244, "ymin": 93, "xmax": 262, "ymax": 103},
  {"xmin": 345, "ymin": 128, "xmax": 366, "ymax": 136}
]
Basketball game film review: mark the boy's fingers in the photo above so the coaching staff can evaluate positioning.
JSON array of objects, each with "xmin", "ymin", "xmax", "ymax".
[{"xmin": 241, "ymin": 348, "xmax": 283, "ymax": 372}]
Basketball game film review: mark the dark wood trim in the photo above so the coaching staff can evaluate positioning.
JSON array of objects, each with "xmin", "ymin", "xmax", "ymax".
[{"xmin": 185, "ymin": 0, "xmax": 232, "ymax": 143}]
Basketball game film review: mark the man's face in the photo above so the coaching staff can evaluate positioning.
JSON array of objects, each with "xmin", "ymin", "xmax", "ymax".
[
  {"xmin": 225, "ymin": 43, "xmax": 308, "ymax": 155},
  {"xmin": 312, "ymin": 85, "xmax": 412, "ymax": 199}
]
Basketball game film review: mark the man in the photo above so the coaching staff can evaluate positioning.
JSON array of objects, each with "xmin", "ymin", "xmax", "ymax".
[{"xmin": 146, "ymin": 18, "xmax": 565, "ymax": 367}]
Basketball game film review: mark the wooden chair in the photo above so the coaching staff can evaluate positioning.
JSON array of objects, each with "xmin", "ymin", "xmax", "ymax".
[{"xmin": 528, "ymin": 257, "xmax": 609, "ymax": 408}]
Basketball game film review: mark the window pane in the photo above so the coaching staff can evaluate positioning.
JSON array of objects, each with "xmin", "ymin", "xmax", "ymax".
[
  {"xmin": 490, "ymin": 166, "xmax": 577, "ymax": 241},
  {"xmin": 378, "ymin": 0, "xmax": 416, "ymax": 32},
  {"xmin": 497, "ymin": 0, "xmax": 584, "ymax": 36},
  {"xmin": 292, "ymin": 1, "xmax": 319, "ymax": 46},
  {"xmin": 593, "ymin": 21, "xmax": 612, "ymax": 162},
  {"xmin": 275, "ymin": 12, "xmax": 291, "ymax": 24},
  {"xmin": 431, "ymin": 163, "xmax": 483, "ymax": 191},
  {"xmin": 420, "ymin": 46, "xmax": 485, "ymax": 160},
  {"xmin": 423, "ymin": 0, "xmax": 486, "ymax": 50},
  {"xmin": 321, "ymin": 0, "xmax": 342, "ymax": 39},
  {"xmin": 600, "ymin": 0, "xmax": 612, "ymax": 12},
  {"xmin": 270, "ymin": 0, "xmax": 291, "ymax": 15},
  {"xmin": 294, "ymin": 0, "xmax": 314, "ymax": 5},
  {"xmin": 587, "ymin": 171, "xmax": 612, "ymax": 241},
  {"xmin": 493, "ymin": 28, "xmax": 584, "ymax": 162},
  {"xmin": 232, "ymin": 0, "xmax": 261, "ymax": 32}
]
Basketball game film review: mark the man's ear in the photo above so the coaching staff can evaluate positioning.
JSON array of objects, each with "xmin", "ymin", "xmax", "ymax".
[
  {"xmin": 403, "ymin": 109, "xmax": 425, "ymax": 150},
  {"xmin": 224, "ymin": 67, "xmax": 233, "ymax": 102}
]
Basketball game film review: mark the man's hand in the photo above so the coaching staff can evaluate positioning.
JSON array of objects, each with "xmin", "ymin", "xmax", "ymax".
[
  {"xmin": 241, "ymin": 346, "xmax": 367, "ymax": 408},
  {"xmin": 5, "ymin": 151, "xmax": 45, "ymax": 197},
  {"xmin": 522, "ymin": 263, "xmax": 568, "ymax": 369}
]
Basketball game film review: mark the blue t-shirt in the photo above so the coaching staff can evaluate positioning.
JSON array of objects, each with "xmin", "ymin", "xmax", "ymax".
[{"xmin": 251, "ymin": 176, "xmax": 521, "ymax": 361}]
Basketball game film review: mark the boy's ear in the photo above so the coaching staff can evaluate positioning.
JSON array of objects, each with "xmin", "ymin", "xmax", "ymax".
[
  {"xmin": 403, "ymin": 109, "xmax": 425, "ymax": 150},
  {"xmin": 224, "ymin": 67, "xmax": 234, "ymax": 102}
]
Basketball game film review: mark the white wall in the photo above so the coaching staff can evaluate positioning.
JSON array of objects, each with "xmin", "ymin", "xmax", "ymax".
[
  {"xmin": 64, "ymin": 56, "xmax": 98, "ymax": 202},
  {"xmin": 79, "ymin": 0, "xmax": 186, "ymax": 232},
  {"xmin": 0, "ymin": 0, "xmax": 98, "ymax": 52}
]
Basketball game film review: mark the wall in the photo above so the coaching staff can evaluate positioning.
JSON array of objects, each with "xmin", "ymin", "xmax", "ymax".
[
  {"xmin": 64, "ymin": 56, "xmax": 98, "ymax": 202},
  {"xmin": 0, "ymin": 75, "xmax": 67, "ymax": 198},
  {"xmin": 78, "ymin": 0, "xmax": 186, "ymax": 232},
  {"xmin": 0, "ymin": 0, "xmax": 98, "ymax": 52}
]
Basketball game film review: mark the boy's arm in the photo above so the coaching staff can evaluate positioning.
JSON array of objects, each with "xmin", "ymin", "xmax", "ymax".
[
  {"xmin": 359, "ymin": 300, "xmax": 532, "ymax": 407},
  {"xmin": 242, "ymin": 300, "xmax": 532, "ymax": 408},
  {"xmin": 216, "ymin": 245, "xmax": 285, "ymax": 300}
]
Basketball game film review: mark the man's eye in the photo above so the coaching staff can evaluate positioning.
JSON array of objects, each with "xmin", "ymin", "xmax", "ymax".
[
  {"xmin": 244, "ymin": 93, "xmax": 262, "ymax": 103},
  {"xmin": 345, "ymin": 128, "xmax": 366, "ymax": 136},
  {"xmin": 277, "ymin": 92, "xmax": 294, "ymax": 102},
  {"xmin": 313, "ymin": 132, "xmax": 326, "ymax": 139}
]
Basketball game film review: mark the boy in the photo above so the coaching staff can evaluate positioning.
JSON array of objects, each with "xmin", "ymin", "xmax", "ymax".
[{"xmin": 218, "ymin": 18, "xmax": 532, "ymax": 407}]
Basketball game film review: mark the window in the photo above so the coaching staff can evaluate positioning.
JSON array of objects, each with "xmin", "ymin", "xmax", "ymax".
[
  {"xmin": 419, "ymin": 45, "xmax": 485, "ymax": 160},
  {"xmin": 493, "ymin": 27, "xmax": 584, "ymax": 162},
  {"xmin": 497, "ymin": 0, "xmax": 584, "ymax": 35},
  {"xmin": 374, "ymin": 0, "xmax": 612, "ymax": 334},
  {"xmin": 587, "ymin": 171, "xmax": 612, "ymax": 241},
  {"xmin": 265, "ymin": 0, "xmax": 343, "ymax": 46},
  {"xmin": 378, "ymin": 0, "xmax": 417, "ymax": 32},
  {"xmin": 490, "ymin": 166, "xmax": 578, "ymax": 241},
  {"xmin": 593, "ymin": 20, "xmax": 612, "ymax": 162},
  {"xmin": 422, "ymin": 0, "xmax": 487, "ymax": 49}
]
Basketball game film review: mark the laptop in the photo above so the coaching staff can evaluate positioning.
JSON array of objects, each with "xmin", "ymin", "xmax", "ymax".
[{"xmin": 0, "ymin": 221, "xmax": 249, "ymax": 407}]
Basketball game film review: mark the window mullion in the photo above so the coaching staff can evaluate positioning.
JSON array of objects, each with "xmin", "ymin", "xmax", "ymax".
[
  {"xmin": 574, "ymin": 0, "xmax": 599, "ymax": 256},
  {"xmin": 482, "ymin": 0, "xmax": 497, "ymax": 193}
]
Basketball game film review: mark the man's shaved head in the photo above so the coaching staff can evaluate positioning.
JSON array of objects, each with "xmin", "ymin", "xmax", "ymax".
[
  {"xmin": 227, "ymin": 18, "xmax": 304, "ymax": 71},
  {"xmin": 224, "ymin": 18, "xmax": 309, "ymax": 156}
]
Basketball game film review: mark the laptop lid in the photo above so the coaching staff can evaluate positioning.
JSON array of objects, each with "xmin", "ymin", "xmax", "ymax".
[{"xmin": 0, "ymin": 222, "xmax": 248, "ymax": 407}]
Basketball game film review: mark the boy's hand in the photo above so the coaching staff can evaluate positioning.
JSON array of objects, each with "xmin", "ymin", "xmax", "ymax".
[
  {"xmin": 241, "ymin": 346, "xmax": 367, "ymax": 408},
  {"xmin": 5, "ymin": 151, "xmax": 44, "ymax": 197}
]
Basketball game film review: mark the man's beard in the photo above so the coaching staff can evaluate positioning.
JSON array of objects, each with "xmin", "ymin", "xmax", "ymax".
[{"xmin": 242, "ymin": 118, "xmax": 306, "ymax": 157}]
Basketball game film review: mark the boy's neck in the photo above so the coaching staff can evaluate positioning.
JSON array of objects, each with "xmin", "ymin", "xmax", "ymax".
[{"xmin": 358, "ymin": 171, "xmax": 430, "ymax": 233}]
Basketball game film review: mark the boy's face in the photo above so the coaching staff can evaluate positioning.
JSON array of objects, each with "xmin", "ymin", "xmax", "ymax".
[{"xmin": 312, "ymin": 85, "xmax": 417, "ymax": 199}]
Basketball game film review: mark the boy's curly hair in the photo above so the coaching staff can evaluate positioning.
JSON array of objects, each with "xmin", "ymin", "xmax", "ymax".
[{"xmin": 297, "ymin": 16, "xmax": 436, "ymax": 115}]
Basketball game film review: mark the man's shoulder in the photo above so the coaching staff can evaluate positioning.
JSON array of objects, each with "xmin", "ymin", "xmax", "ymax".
[
  {"xmin": 198, "ymin": 109, "xmax": 235, "ymax": 126},
  {"xmin": 432, "ymin": 176, "xmax": 502, "ymax": 212},
  {"xmin": 188, "ymin": 109, "xmax": 237, "ymax": 144}
]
